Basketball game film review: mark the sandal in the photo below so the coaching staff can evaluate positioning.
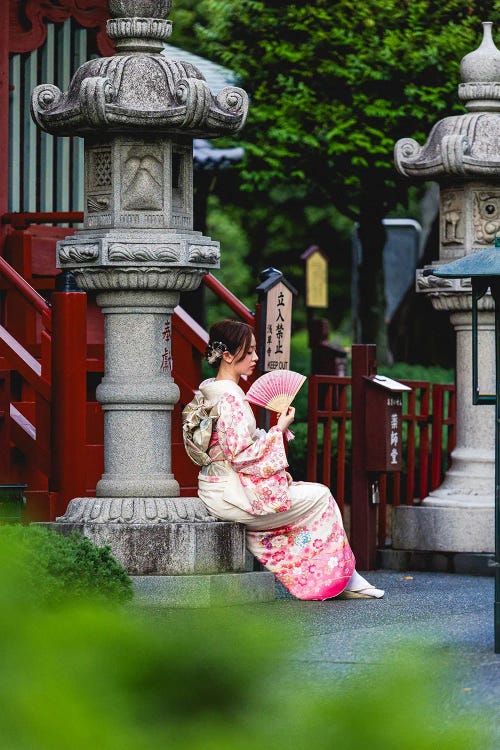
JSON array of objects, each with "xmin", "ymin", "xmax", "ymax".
[{"xmin": 336, "ymin": 586, "xmax": 385, "ymax": 599}]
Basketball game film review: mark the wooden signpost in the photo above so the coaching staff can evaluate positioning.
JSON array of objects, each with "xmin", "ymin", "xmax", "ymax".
[
  {"xmin": 256, "ymin": 268, "xmax": 297, "ymax": 373},
  {"xmin": 301, "ymin": 245, "xmax": 328, "ymax": 309}
]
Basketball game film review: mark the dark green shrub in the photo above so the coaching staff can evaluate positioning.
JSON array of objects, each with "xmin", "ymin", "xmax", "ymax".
[
  {"xmin": 0, "ymin": 588, "xmax": 493, "ymax": 749},
  {"xmin": 0, "ymin": 524, "xmax": 132, "ymax": 606},
  {"xmin": 0, "ymin": 523, "xmax": 493, "ymax": 749}
]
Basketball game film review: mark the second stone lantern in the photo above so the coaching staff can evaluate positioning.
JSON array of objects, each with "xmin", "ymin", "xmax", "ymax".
[
  {"xmin": 31, "ymin": 1, "xmax": 275, "ymax": 603},
  {"xmin": 393, "ymin": 22, "xmax": 499, "ymax": 561}
]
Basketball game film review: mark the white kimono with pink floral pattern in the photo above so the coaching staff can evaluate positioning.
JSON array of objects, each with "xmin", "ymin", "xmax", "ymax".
[{"xmin": 192, "ymin": 378, "xmax": 355, "ymax": 600}]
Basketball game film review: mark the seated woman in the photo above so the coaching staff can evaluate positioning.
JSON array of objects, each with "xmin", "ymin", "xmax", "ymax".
[{"xmin": 182, "ymin": 318, "xmax": 384, "ymax": 601}]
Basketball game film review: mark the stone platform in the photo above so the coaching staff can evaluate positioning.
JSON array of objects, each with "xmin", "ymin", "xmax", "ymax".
[{"xmin": 392, "ymin": 505, "xmax": 494, "ymax": 554}]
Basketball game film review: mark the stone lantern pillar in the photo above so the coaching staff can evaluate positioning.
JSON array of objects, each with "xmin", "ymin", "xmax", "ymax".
[
  {"xmin": 392, "ymin": 23, "xmax": 499, "ymax": 558},
  {"xmin": 32, "ymin": 0, "xmax": 275, "ymax": 603}
]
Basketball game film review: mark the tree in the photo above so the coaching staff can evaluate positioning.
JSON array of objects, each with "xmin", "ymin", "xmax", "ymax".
[{"xmin": 179, "ymin": 0, "xmax": 500, "ymax": 357}]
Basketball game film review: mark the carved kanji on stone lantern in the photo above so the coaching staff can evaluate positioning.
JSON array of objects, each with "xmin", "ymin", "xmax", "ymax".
[
  {"xmin": 31, "ymin": 1, "xmax": 272, "ymax": 603},
  {"xmin": 393, "ymin": 22, "xmax": 499, "ymax": 558}
]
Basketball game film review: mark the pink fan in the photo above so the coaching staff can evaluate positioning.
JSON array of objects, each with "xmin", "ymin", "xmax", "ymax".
[{"xmin": 245, "ymin": 370, "xmax": 306, "ymax": 413}]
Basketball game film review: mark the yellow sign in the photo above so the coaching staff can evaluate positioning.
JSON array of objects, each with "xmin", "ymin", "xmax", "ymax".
[{"xmin": 306, "ymin": 251, "xmax": 328, "ymax": 308}]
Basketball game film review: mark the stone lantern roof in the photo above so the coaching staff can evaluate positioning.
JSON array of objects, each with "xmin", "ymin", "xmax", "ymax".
[
  {"xmin": 395, "ymin": 22, "xmax": 500, "ymax": 179},
  {"xmin": 30, "ymin": 0, "xmax": 248, "ymax": 138}
]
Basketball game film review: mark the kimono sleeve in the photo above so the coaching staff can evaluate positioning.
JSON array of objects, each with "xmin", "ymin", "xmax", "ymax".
[{"xmin": 216, "ymin": 393, "xmax": 288, "ymax": 477}]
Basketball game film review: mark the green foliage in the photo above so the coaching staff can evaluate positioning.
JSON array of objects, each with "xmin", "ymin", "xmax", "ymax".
[
  {"xmin": 204, "ymin": 194, "xmax": 255, "ymax": 328},
  {"xmin": 383, "ymin": 361, "xmax": 454, "ymax": 384},
  {"xmin": 196, "ymin": 0, "xmax": 500, "ymax": 215},
  {"xmin": 0, "ymin": 542, "xmax": 493, "ymax": 750},
  {"xmin": 169, "ymin": 0, "xmax": 212, "ymax": 52},
  {"xmin": 0, "ymin": 524, "xmax": 133, "ymax": 606},
  {"xmin": 172, "ymin": 1, "xmax": 500, "ymax": 350}
]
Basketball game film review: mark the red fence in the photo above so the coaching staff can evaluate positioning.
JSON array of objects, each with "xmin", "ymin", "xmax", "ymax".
[
  {"xmin": 306, "ymin": 374, "xmax": 456, "ymax": 549},
  {"xmin": 0, "ymin": 213, "xmax": 256, "ymax": 519}
]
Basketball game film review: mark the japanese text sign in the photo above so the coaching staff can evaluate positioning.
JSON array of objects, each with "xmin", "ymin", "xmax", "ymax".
[{"xmin": 262, "ymin": 281, "xmax": 293, "ymax": 372}]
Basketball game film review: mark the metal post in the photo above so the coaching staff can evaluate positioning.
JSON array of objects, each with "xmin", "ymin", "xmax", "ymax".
[
  {"xmin": 471, "ymin": 278, "xmax": 499, "ymax": 653},
  {"xmin": 492, "ymin": 281, "xmax": 500, "ymax": 653}
]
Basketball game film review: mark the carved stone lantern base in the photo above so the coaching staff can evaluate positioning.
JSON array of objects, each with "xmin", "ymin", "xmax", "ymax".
[
  {"xmin": 46, "ymin": 496, "xmax": 275, "ymax": 605},
  {"xmin": 391, "ymin": 25, "xmax": 500, "ymax": 561},
  {"xmin": 392, "ymin": 286, "xmax": 495, "ymax": 554},
  {"xmin": 30, "ymin": 0, "xmax": 266, "ymax": 605}
]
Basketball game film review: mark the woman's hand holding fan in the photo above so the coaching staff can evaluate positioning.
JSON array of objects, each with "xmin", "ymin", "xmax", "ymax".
[
  {"xmin": 277, "ymin": 405, "xmax": 295, "ymax": 433},
  {"xmin": 245, "ymin": 370, "xmax": 306, "ymax": 440}
]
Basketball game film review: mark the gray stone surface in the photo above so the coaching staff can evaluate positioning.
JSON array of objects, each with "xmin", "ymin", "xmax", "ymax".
[
  {"xmin": 58, "ymin": 495, "xmax": 215, "ymax": 523},
  {"xmin": 379, "ymin": 547, "xmax": 495, "ymax": 575},
  {"xmin": 392, "ymin": 505, "xmax": 494, "ymax": 552},
  {"xmin": 31, "ymin": 0, "xmax": 257, "ymax": 600},
  {"xmin": 44, "ymin": 519, "xmax": 246, "ymax": 576},
  {"xmin": 395, "ymin": 24, "xmax": 500, "ymax": 179},
  {"xmin": 93, "ymin": 289, "xmax": 181, "ymax": 499},
  {"xmin": 31, "ymin": 1, "xmax": 248, "ymax": 137},
  {"xmin": 395, "ymin": 23, "xmax": 500, "ymax": 554},
  {"xmin": 131, "ymin": 571, "xmax": 276, "ymax": 607},
  {"xmin": 143, "ymin": 571, "xmax": 500, "ymax": 745}
]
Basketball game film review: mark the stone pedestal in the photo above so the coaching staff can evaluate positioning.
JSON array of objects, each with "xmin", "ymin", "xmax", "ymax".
[
  {"xmin": 54, "ymin": 496, "xmax": 275, "ymax": 605},
  {"xmin": 393, "ymin": 299, "xmax": 495, "ymax": 553},
  {"xmin": 393, "ymin": 23, "xmax": 500, "ymax": 556},
  {"xmin": 425, "ymin": 309, "xmax": 495, "ymax": 508},
  {"xmin": 30, "ymin": 1, "xmax": 268, "ymax": 606},
  {"xmin": 94, "ymin": 289, "xmax": 180, "ymax": 498}
]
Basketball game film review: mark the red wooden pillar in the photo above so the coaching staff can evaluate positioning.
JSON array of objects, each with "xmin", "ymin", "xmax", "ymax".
[
  {"xmin": 0, "ymin": 3, "xmax": 9, "ymax": 223},
  {"xmin": 50, "ymin": 289, "xmax": 87, "ymax": 517},
  {"xmin": 350, "ymin": 344, "xmax": 378, "ymax": 570},
  {"xmin": 0, "ymin": 369, "xmax": 12, "ymax": 481}
]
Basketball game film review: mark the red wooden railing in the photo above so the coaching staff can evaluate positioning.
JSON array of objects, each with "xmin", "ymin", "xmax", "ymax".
[
  {"xmin": 203, "ymin": 273, "xmax": 254, "ymax": 325},
  {"xmin": 306, "ymin": 375, "xmax": 351, "ymax": 516},
  {"xmin": 307, "ymin": 374, "xmax": 456, "ymax": 548},
  {"xmin": 1, "ymin": 212, "xmax": 85, "ymax": 229},
  {"xmin": 0, "ymin": 211, "xmax": 256, "ymax": 518}
]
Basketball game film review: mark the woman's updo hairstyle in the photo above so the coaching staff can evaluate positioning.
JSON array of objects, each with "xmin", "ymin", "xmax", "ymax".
[{"xmin": 206, "ymin": 319, "xmax": 254, "ymax": 368}]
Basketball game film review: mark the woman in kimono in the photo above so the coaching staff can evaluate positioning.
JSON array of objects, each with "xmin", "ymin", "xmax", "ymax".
[{"xmin": 182, "ymin": 319, "xmax": 384, "ymax": 601}]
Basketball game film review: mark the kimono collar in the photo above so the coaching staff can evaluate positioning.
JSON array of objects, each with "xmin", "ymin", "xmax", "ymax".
[{"xmin": 199, "ymin": 378, "xmax": 247, "ymax": 403}]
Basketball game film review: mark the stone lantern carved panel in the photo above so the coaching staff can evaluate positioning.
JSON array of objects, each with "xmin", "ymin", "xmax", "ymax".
[
  {"xmin": 84, "ymin": 137, "xmax": 194, "ymax": 231},
  {"xmin": 87, "ymin": 146, "xmax": 113, "ymax": 223},
  {"xmin": 121, "ymin": 143, "xmax": 164, "ymax": 211},
  {"xmin": 441, "ymin": 188, "xmax": 465, "ymax": 252},
  {"xmin": 56, "ymin": 231, "xmax": 218, "ymax": 268},
  {"xmin": 436, "ymin": 182, "xmax": 500, "ymax": 262},
  {"xmin": 58, "ymin": 244, "xmax": 101, "ymax": 265},
  {"xmin": 472, "ymin": 189, "xmax": 500, "ymax": 243},
  {"xmin": 87, "ymin": 144, "xmax": 113, "ymax": 228},
  {"xmin": 91, "ymin": 148, "xmax": 112, "ymax": 188},
  {"xmin": 107, "ymin": 243, "xmax": 180, "ymax": 262},
  {"xmin": 171, "ymin": 142, "xmax": 192, "ymax": 229}
]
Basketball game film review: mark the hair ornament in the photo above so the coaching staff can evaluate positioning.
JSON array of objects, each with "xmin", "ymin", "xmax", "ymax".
[{"xmin": 206, "ymin": 340, "xmax": 228, "ymax": 365}]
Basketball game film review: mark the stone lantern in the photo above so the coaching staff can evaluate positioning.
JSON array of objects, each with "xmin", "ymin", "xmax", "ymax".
[
  {"xmin": 392, "ymin": 22, "xmax": 499, "ymax": 559},
  {"xmin": 32, "ymin": 0, "xmax": 274, "ymax": 603}
]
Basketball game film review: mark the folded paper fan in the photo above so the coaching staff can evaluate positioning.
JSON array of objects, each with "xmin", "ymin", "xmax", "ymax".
[{"xmin": 245, "ymin": 370, "xmax": 307, "ymax": 413}]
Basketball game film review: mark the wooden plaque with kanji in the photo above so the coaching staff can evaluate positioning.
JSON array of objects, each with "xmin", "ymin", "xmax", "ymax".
[{"xmin": 263, "ymin": 281, "xmax": 293, "ymax": 371}]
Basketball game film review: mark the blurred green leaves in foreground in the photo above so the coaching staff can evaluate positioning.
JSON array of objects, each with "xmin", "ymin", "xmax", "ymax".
[{"xmin": 0, "ymin": 526, "xmax": 491, "ymax": 750}]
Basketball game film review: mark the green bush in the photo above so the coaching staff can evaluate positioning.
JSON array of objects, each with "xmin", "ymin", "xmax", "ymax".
[
  {"xmin": 383, "ymin": 361, "xmax": 454, "ymax": 384},
  {"xmin": 0, "ymin": 580, "xmax": 493, "ymax": 748},
  {"xmin": 0, "ymin": 524, "xmax": 132, "ymax": 606},
  {"xmin": 0, "ymin": 527, "xmax": 493, "ymax": 749}
]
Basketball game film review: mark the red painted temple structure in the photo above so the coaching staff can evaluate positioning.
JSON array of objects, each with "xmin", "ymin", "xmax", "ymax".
[{"xmin": 0, "ymin": 1, "xmax": 253, "ymax": 520}]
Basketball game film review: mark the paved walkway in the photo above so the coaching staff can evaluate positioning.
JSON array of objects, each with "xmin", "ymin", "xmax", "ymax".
[
  {"xmin": 248, "ymin": 571, "xmax": 500, "ymax": 745},
  {"xmin": 146, "ymin": 570, "xmax": 499, "ymax": 746}
]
